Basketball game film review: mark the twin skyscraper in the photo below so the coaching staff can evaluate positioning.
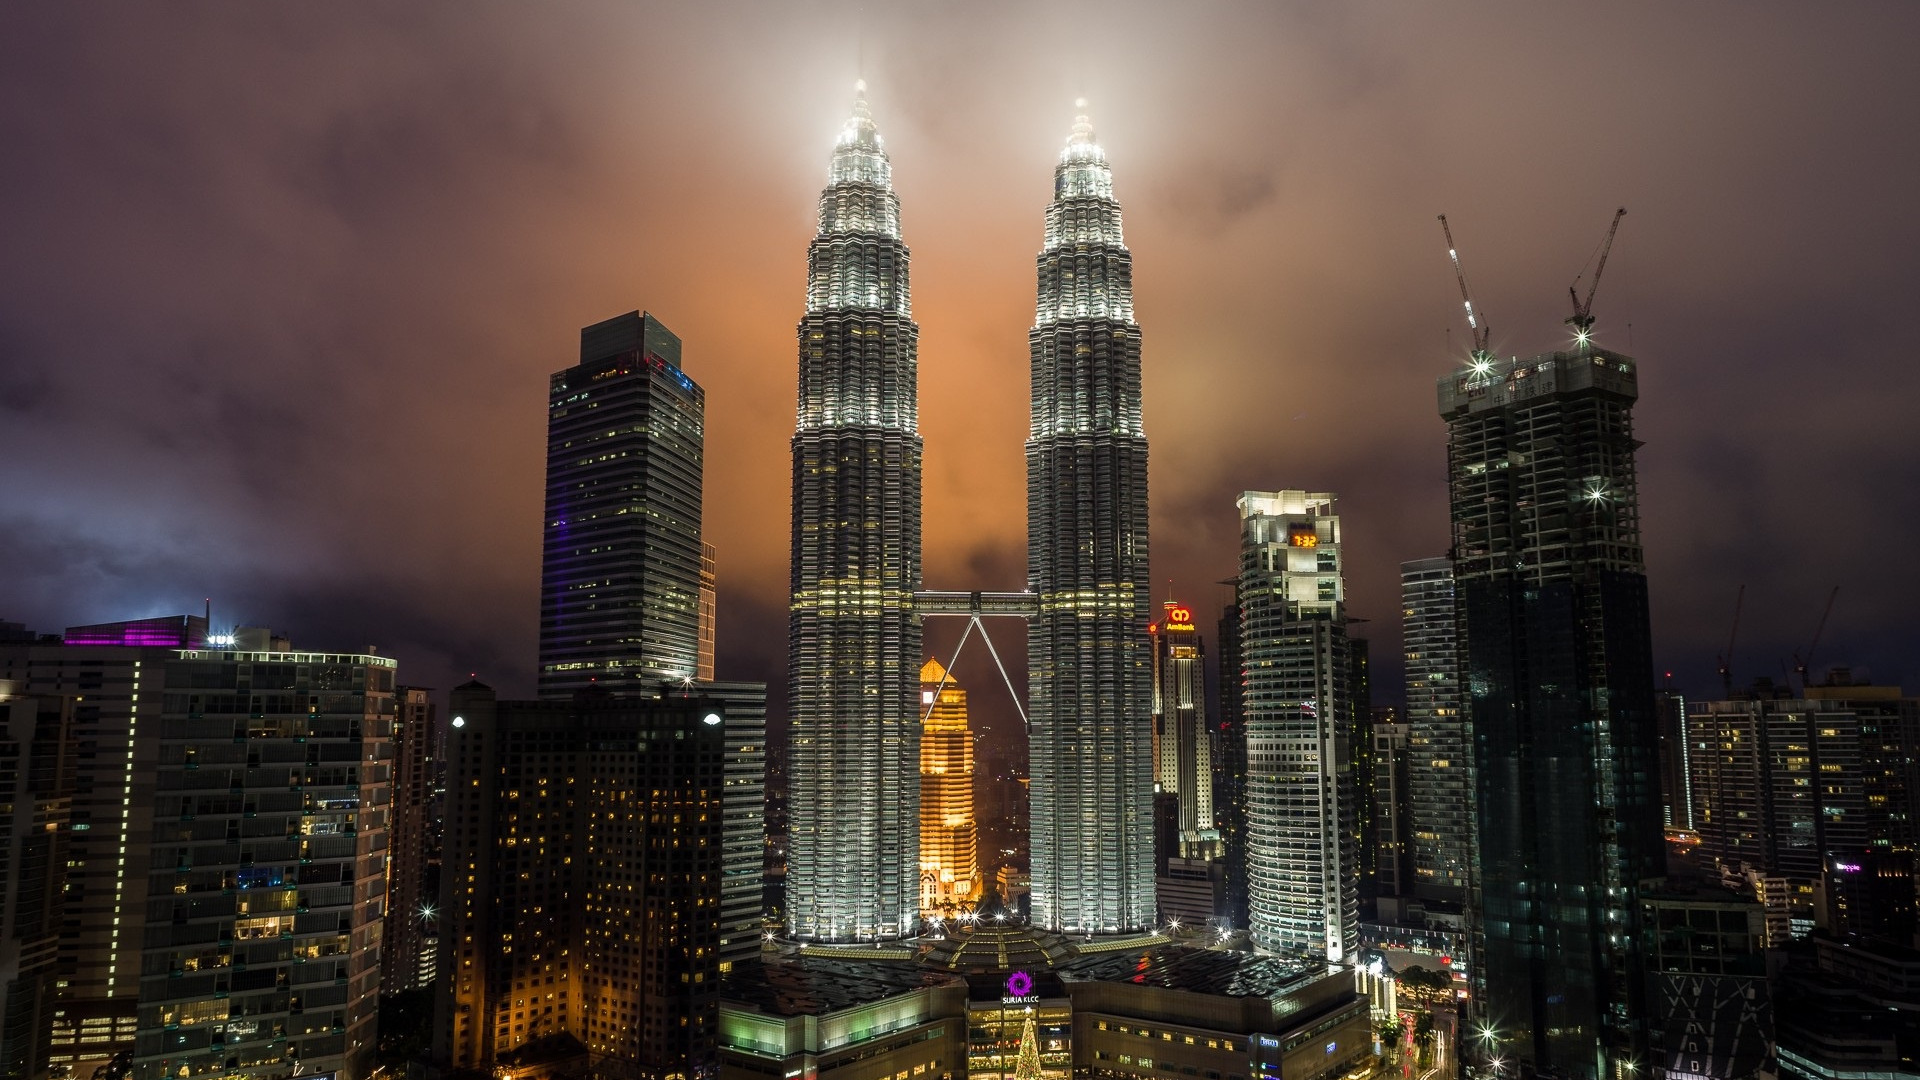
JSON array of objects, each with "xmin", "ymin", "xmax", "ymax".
[{"xmin": 786, "ymin": 85, "xmax": 1155, "ymax": 942}]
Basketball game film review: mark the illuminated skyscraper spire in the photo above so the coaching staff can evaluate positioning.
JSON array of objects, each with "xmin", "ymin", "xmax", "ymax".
[
  {"xmin": 1026, "ymin": 100, "xmax": 1155, "ymax": 934},
  {"xmin": 786, "ymin": 82, "xmax": 923, "ymax": 942}
]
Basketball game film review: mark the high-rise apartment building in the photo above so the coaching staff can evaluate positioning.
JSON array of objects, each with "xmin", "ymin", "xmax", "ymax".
[
  {"xmin": 917, "ymin": 659, "xmax": 980, "ymax": 918},
  {"xmin": 1440, "ymin": 345, "xmax": 1664, "ymax": 1078},
  {"xmin": 785, "ymin": 82, "xmax": 924, "ymax": 943},
  {"xmin": 1348, "ymin": 638, "xmax": 1375, "ymax": 899},
  {"xmin": 1655, "ymin": 688, "xmax": 1691, "ymax": 831},
  {"xmin": 1027, "ymin": 103, "xmax": 1154, "ymax": 936},
  {"xmin": 1371, "ymin": 707, "xmax": 1414, "ymax": 901},
  {"xmin": 1400, "ymin": 557, "xmax": 1469, "ymax": 902},
  {"xmin": 1150, "ymin": 600, "xmax": 1215, "ymax": 858},
  {"xmin": 435, "ymin": 682, "xmax": 732, "ymax": 1080},
  {"xmin": 134, "ymin": 644, "xmax": 394, "ymax": 1080},
  {"xmin": 0, "ymin": 687, "xmax": 72, "ymax": 1080},
  {"xmin": 1235, "ymin": 491, "xmax": 1357, "ymax": 961},
  {"xmin": 540, "ymin": 310, "xmax": 705, "ymax": 695},
  {"xmin": 1687, "ymin": 680, "xmax": 1920, "ymax": 942},
  {"xmin": 382, "ymin": 686, "xmax": 438, "ymax": 994},
  {"xmin": 0, "ymin": 616, "xmax": 208, "ymax": 1072},
  {"xmin": 708, "ymin": 681, "xmax": 768, "ymax": 972}
]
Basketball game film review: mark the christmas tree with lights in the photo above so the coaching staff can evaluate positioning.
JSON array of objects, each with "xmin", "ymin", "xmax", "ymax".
[{"xmin": 1013, "ymin": 1010, "xmax": 1044, "ymax": 1080}]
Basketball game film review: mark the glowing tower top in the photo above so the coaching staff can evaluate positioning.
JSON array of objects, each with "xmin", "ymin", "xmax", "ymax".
[{"xmin": 786, "ymin": 81, "xmax": 924, "ymax": 943}]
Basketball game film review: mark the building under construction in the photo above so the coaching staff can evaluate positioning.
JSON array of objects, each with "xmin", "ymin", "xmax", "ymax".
[{"xmin": 1439, "ymin": 343, "xmax": 1664, "ymax": 1078}]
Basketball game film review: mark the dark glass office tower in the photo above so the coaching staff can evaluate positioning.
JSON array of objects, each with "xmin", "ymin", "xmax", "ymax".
[
  {"xmin": 786, "ymin": 83, "xmax": 923, "ymax": 942},
  {"xmin": 539, "ymin": 311, "xmax": 704, "ymax": 695},
  {"xmin": 1440, "ymin": 345, "xmax": 1663, "ymax": 1079},
  {"xmin": 1027, "ymin": 103, "xmax": 1154, "ymax": 934}
]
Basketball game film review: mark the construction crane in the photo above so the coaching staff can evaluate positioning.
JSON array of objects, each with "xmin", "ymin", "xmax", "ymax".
[
  {"xmin": 1438, "ymin": 214, "xmax": 1493, "ymax": 368},
  {"xmin": 1792, "ymin": 586, "xmax": 1839, "ymax": 694},
  {"xmin": 1566, "ymin": 207, "xmax": 1626, "ymax": 342},
  {"xmin": 1715, "ymin": 584, "xmax": 1744, "ymax": 699}
]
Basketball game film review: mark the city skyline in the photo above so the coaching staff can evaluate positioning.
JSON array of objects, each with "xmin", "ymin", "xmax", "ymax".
[
  {"xmin": 8, "ymin": 11, "xmax": 1920, "ymax": 1080},
  {"xmin": 4, "ymin": 5, "xmax": 1919, "ymax": 777}
]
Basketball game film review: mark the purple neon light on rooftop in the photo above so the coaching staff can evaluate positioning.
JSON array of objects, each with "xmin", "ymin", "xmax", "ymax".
[{"xmin": 63, "ymin": 615, "xmax": 207, "ymax": 649}]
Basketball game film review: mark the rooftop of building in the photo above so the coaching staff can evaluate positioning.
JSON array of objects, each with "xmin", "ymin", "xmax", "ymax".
[
  {"xmin": 1056, "ymin": 945, "xmax": 1327, "ymax": 999},
  {"xmin": 921, "ymin": 924, "xmax": 1078, "ymax": 973},
  {"xmin": 720, "ymin": 957, "xmax": 962, "ymax": 1018},
  {"xmin": 1641, "ymin": 872, "xmax": 1762, "ymax": 906}
]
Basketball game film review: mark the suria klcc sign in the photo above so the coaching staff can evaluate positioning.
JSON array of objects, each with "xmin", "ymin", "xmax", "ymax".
[{"xmin": 1003, "ymin": 970, "xmax": 1039, "ymax": 1003}]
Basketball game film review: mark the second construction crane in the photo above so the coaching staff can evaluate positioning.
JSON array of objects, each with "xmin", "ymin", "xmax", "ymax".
[
  {"xmin": 1567, "ymin": 207, "xmax": 1627, "ymax": 344},
  {"xmin": 1438, "ymin": 213, "xmax": 1494, "ymax": 368}
]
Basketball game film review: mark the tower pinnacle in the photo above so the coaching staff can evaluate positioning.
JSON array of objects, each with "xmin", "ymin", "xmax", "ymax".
[{"xmin": 839, "ymin": 78, "xmax": 881, "ymax": 150}]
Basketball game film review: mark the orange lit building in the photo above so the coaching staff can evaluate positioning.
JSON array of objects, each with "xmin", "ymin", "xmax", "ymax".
[{"xmin": 919, "ymin": 658, "xmax": 981, "ymax": 917}]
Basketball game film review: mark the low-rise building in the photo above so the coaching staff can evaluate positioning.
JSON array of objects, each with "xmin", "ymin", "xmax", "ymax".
[{"xmin": 718, "ymin": 931, "xmax": 1373, "ymax": 1080}]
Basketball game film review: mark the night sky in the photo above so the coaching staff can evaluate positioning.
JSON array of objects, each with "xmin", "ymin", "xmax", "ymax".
[{"xmin": 5, "ymin": 4, "xmax": 1918, "ymax": 747}]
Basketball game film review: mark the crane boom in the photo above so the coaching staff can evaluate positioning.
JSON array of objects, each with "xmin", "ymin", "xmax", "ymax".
[
  {"xmin": 1715, "ymin": 583, "xmax": 1744, "ymax": 698},
  {"xmin": 1793, "ymin": 586, "xmax": 1839, "ymax": 693},
  {"xmin": 1567, "ymin": 207, "xmax": 1627, "ymax": 336},
  {"xmin": 1438, "ymin": 214, "xmax": 1492, "ymax": 359}
]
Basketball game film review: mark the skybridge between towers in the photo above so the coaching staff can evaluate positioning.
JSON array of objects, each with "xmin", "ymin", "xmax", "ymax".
[
  {"xmin": 914, "ymin": 590, "xmax": 1039, "ymax": 619},
  {"xmin": 914, "ymin": 591, "xmax": 1037, "ymax": 729}
]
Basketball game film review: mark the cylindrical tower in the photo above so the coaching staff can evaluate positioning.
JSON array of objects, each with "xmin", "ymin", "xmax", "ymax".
[
  {"xmin": 1025, "ymin": 102, "xmax": 1154, "ymax": 934},
  {"xmin": 786, "ymin": 82, "xmax": 923, "ymax": 942}
]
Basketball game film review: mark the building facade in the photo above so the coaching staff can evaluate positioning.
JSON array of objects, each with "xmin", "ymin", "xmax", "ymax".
[
  {"xmin": 1400, "ymin": 557, "xmax": 1469, "ymax": 904},
  {"xmin": 0, "ymin": 617, "xmax": 208, "ymax": 1073},
  {"xmin": 785, "ymin": 82, "xmax": 924, "ymax": 943},
  {"xmin": 1371, "ymin": 709, "xmax": 1414, "ymax": 901},
  {"xmin": 1687, "ymin": 680, "xmax": 1920, "ymax": 942},
  {"xmin": 1656, "ymin": 688, "xmax": 1692, "ymax": 832},
  {"xmin": 1026, "ymin": 103, "xmax": 1155, "ymax": 936},
  {"xmin": 133, "ymin": 643, "xmax": 394, "ymax": 1080},
  {"xmin": 1440, "ymin": 345, "xmax": 1664, "ymax": 1078},
  {"xmin": 717, "ymin": 946, "xmax": 1371, "ymax": 1080},
  {"xmin": 435, "ymin": 682, "xmax": 736, "ymax": 1080},
  {"xmin": 382, "ymin": 685, "xmax": 439, "ymax": 994},
  {"xmin": 698, "ymin": 543, "xmax": 718, "ymax": 684},
  {"xmin": 539, "ymin": 310, "xmax": 706, "ymax": 695},
  {"xmin": 1151, "ymin": 600, "xmax": 1216, "ymax": 861},
  {"xmin": 1235, "ymin": 491, "xmax": 1357, "ymax": 961},
  {"xmin": 709, "ymin": 682, "xmax": 769, "ymax": 974},
  {"xmin": 1217, "ymin": 600, "xmax": 1250, "ymax": 933},
  {"xmin": 1640, "ymin": 881, "xmax": 1772, "ymax": 1080},
  {"xmin": 0, "ymin": 688, "xmax": 72, "ymax": 1080},
  {"xmin": 918, "ymin": 660, "xmax": 981, "ymax": 919}
]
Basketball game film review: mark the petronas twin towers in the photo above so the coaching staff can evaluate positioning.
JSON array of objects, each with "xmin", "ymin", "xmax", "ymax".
[{"xmin": 787, "ymin": 84, "xmax": 1153, "ymax": 942}]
